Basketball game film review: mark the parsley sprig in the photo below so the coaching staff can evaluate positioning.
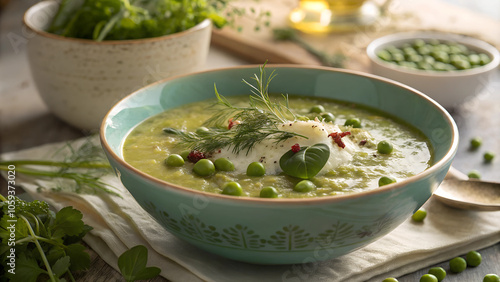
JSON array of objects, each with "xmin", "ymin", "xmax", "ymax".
[
  {"xmin": 163, "ymin": 64, "xmax": 307, "ymax": 155},
  {"xmin": 0, "ymin": 196, "xmax": 92, "ymax": 281}
]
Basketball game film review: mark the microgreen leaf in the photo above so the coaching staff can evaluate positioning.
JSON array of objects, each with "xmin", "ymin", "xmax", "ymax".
[
  {"xmin": 279, "ymin": 143, "xmax": 330, "ymax": 179},
  {"xmin": 118, "ymin": 245, "xmax": 161, "ymax": 282}
]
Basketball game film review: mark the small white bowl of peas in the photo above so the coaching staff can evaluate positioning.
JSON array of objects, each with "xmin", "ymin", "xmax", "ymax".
[{"xmin": 367, "ymin": 32, "xmax": 500, "ymax": 109}]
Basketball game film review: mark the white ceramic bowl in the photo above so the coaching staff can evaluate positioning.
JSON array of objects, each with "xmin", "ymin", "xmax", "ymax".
[
  {"xmin": 24, "ymin": 1, "xmax": 212, "ymax": 130},
  {"xmin": 367, "ymin": 32, "xmax": 500, "ymax": 109}
]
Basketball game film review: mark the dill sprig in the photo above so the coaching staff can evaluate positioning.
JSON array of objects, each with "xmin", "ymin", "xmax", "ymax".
[
  {"xmin": 0, "ymin": 138, "xmax": 120, "ymax": 196},
  {"xmin": 163, "ymin": 64, "xmax": 307, "ymax": 155}
]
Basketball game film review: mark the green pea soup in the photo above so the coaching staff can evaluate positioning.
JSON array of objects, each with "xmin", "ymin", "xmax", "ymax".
[{"xmin": 123, "ymin": 95, "xmax": 433, "ymax": 198}]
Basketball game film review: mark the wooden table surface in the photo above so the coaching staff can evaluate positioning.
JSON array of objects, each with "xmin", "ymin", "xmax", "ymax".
[{"xmin": 1, "ymin": 1, "xmax": 499, "ymax": 281}]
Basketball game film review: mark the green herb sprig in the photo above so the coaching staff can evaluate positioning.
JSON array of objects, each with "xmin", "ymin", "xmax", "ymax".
[
  {"xmin": 118, "ymin": 245, "xmax": 161, "ymax": 282},
  {"xmin": 0, "ymin": 139, "xmax": 118, "ymax": 196},
  {"xmin": 0, "ymin": 196, "xmax": 92, "ymax": 282},
  {"xmin": 164, "ymin": 64, "xmax": 307, "ymax": 155},
  {"xmin": 48, "ymin": 0, "xmax": 270, "ymax": 41}
]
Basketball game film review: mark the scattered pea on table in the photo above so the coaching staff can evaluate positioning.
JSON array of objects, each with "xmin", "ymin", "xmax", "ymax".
[
  {"xmin": 466, "ymin": 250, "xmax": 482, "ymax": 267},
  {"xmin": 483, "ymin": 274, "xmax": 500, "ymax": 282},
  {"xmin": 470, "ymin": 136, "xmax": 483, "ymax": 149},
  {"xmin": 467, "ymin": 170, "xmax": 481, "ymax": 179},
  {"xmin": 420, "ymin": 273, "xmax": 438, "ymax": 282},
  {"xmin": 428, "ymin": 267, "xmax": 446, "ymax": 281},
  {"xmin": 449, "ymin": 256, "xmax": 467, "ymax": 273},
  {"xmin": 484, "ymin": 151, "xmax": 495, "ymax": 162}
]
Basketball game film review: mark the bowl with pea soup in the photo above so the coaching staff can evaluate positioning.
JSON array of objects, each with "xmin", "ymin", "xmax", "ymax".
[
  {"xmin": 100, "ymin": 65, "xmax": 458, "ymax": 264},
  {"xmin": 367, "ymin": 32, "xmax": 500, "ymax": 109}
]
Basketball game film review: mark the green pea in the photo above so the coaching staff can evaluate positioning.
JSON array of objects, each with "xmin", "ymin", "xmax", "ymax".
[
  {"xmin": 260, "ymin": 186, "xmax": 279, "ymax": 198},
  {"xmin": 417, "ymin": 45, "xmax": 432, "ymax": 56},
  {"xmin": 423, "ymin": 55, "xmax": 435, "ymax": 64},
  {"xmin": 247, "ymin": 162, "xmax": 266, "ymax": 176},
  {"xmin": 420, "ymin": 274, "xmax": 438, "ymax": 282},
  {"xmin": 399, "ymin": 61, "xmax": 418, "ymax": 69},
  {"xmin": 466, "ymin": 250, "xmax": 482, "ymax": 267},
  {"xmin": 195, "ymin": 126, "xmax": 210, "ymax": 135},
  {"xmin": 180, "ymin": 150, "xmax": 190, "ymax": 161},
  {"xmin": 310, "ymin": 105, "xmax": 325, "ymax": 113},
  {"xmin": 413, "ymin": 39, "xmax": 426, "ymax": 48},
  {"xmin": 321, "ymin": 112, "xmax": 335, "ymax": 122},
  {"xmin": 221, "ymin": 181, "xmax": 243, "ymax": 196},
  {"xmin": 382, "ymin": 278, "xmax": 398, "ymax": 282},
  {"xmin": 433, "ymin": 51, "xmax": 450, "ymax": 63},
  {"xmin": 386, "ymin": 45, "xmax": 402, "ymax": 54},
  {"xmin": 412, "ymin": 208, "xmax": 427, "ymax": 222},
  {"xmin": 401, "ymin": 43, "xmax": 412, "ymax": 49},
  {"xmin": 433, "ymin": 62, "xmax": 449, "ymax": 71},
  {"xmin": 294, "ymin": 180, "xmax": 316, "ymax": 193},
  {"xmin": 417, "ymin": 62, "xmax": 433, "ymax": 71},
  {"xmin": 470, "ymin": 136, "xmax": 482, "ymax": 149},
  {"xmin": 468, "ymin": 53, "xmax": 481, "ymax": 65},
  {"xmin": 449, "ymin": 256, "xmax": 467, "ymax": 273},
  {"xmin": 165, "ymin": 154, "xmax": 185, "ymax": 167},
  {"xmin": 391, "ymin": 52, "xmax": 405, "ymax": 62},
  {"xmin": 483, "ymin": 274, "xmax": 500, "ymax": 282},
  {"xmin": 378, "ymin": 176, "xmax": 396, "ymax": 187},
  {"xmin": 455, "ymin": 43, "xmax": 469, "ymax": 54},
  {"xmin": 454, "ymin": 59, "xmax": 471, "ymax": 70},
  {"xmin": 428, "ymin": 267, "xmax": 446, "ymax": 281},
  {"xmin": 403, "ymin": 46, "xmax": 417, "ymax": 55},
  {"xmin": 479, "ymin": 53, "xmax": 491, "ymax": 65},
  {"xmin": 344, "ymin": 118, "xmax": 361, "ymax": 128},
  {"xmin": 377, "ymin": 141, "xmax": 393, "ymax": 154},
  {"xmin": 214, "ymin": 158, "xmax": 235, "ymax": 171},
  {"xmin": 428, "ymin": 39, "xmax": 441, "ymax": 46},
  {"xmin": 468, "ymin": 170, "xmax": 481, "ymax": 179},
  {"xmin": 449, "ymin": 44, "xmax": 464, "ymax": 54},
  {"xmin": 407, "ymin": 53, "xmax": 423, "ymax": 63},
  {"xmin": 377, "ymin": 50, "xmax": 392, "ymax": 61},
  {"xmin": 193, "ymin": 159, "xmax": 215, "ymax": 176},
  {"xmin": 436, "ymin": 43, "xmax": 451, "ymax": 53},
  {"xmin": 484, "ymin": 151, "xmax": 495, "ymax": 162}
]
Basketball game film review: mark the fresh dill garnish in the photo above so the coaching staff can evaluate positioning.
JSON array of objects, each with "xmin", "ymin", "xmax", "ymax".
[{"xmin": 163, "ymin": 64, "xmax": 307, "ymax": 155}]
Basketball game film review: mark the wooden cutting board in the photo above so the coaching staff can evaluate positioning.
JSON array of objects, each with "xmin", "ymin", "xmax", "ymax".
[{"xmin": 211, "ymin": 0, "xmax": 500, "ymax": 72}]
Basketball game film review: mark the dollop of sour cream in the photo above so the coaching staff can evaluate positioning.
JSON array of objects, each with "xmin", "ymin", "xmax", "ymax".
[{"xmin": 211, "ymin": 119, "xmax": 358, "ymax": 175}]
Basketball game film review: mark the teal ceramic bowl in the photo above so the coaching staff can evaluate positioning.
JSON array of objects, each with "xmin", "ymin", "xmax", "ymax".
[{"xmin": 100, "ymin": 65, "xmax": 458, "ymax": 264}]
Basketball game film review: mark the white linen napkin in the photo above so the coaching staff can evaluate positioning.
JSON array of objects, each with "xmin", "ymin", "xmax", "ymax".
[{"xmin": 2, "ymin": 137, "xmax": 499, "ymax": 282}]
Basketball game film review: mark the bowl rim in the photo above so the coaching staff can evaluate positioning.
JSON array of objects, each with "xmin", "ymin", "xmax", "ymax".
[
  {"xmin": 100, "ymin": 64, "xmax": 459, "ymax": 205},
  {"xmin": 23, "ymin": 0, "xmax": 212, "ymax": 45},
  {"xmin": 366, "ymin": 31, "xmax": 500, "ymax": 77}
]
